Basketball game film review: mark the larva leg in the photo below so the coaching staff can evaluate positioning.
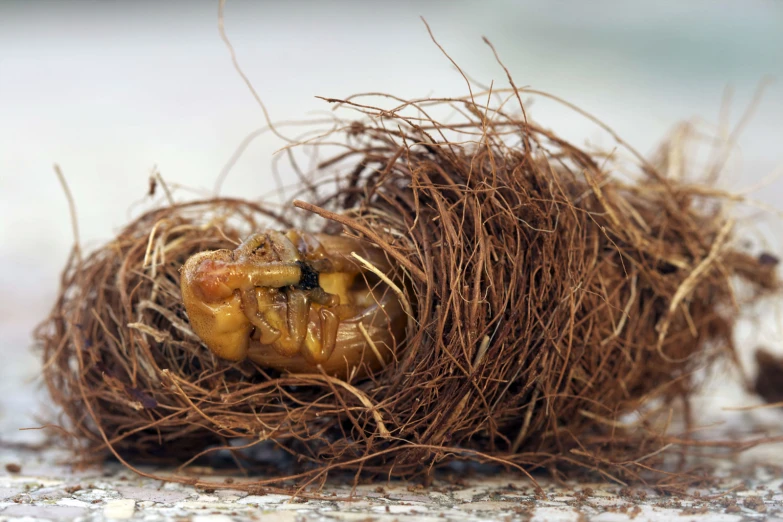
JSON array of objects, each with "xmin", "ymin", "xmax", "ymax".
[
  {"xmin": 281, "ymin": 289, "xmax": 309, "ymax": 351},
  {"xmin": 302, "ymin": 308, "xmax": 340, "ymax": 364},
  {"xmin": 255, "ymin": 289, "xmax": 309, "ymax": 357},
  {"xmin": 242, "ymin": 288, "xmax": 281, "ymax": 344},
  {"xmin": 308, "ymin": 286, "xmax": 340, "ymax": 307}
]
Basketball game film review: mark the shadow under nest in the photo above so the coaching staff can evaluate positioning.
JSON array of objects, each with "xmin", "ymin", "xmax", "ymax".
[{"xmin": 37, "ymin": 92, "xmax": 779, "ymax": 490}]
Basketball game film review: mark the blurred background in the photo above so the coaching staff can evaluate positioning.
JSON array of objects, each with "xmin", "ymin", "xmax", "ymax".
[{"xmin": 1, "ymin": 0, "xmax": 782, "ymax": 440}]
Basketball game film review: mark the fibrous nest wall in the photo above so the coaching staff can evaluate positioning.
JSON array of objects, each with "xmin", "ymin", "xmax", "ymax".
[{"xmin": 37, "ymin": 90, "xmax": 778, "ymax": 490}]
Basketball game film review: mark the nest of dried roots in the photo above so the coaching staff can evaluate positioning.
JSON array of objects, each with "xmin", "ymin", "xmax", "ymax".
[{"xmin": 38, "ymin": 90, "xmax": 779, "ymax": 490}]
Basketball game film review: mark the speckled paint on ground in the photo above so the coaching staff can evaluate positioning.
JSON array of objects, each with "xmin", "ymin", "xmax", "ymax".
[{"xmin": 1, "ymin": 444, "xmax": 782, "ymax": 521}]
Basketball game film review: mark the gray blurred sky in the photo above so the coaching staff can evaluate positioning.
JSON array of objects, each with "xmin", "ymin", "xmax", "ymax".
[{"xmin": 1, "ymin": 0, "xmax": 782, "ymax": 430}]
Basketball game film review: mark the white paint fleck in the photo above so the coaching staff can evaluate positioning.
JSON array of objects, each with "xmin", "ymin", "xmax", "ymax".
[
  {"xmin": 116, "ymin": 485, "xmax": 190, "ymax": 504},
  {"xmin": 274, "ymin": 502, "xmax": 317, "ymax": 511},
  {"xmin": 56, "ymin": 497, "xmax": 92, "ymax": 508},
  {"xmin": 462, "ymin": 500, "xmax": 518, "ymax": 511},
  {"xmin": 532, "ymin": 506, "xmax": 581, "ymax": 522},
  {"xmin": 246, "ymin": 512, "xmax": 297, "ymax": 522},
  {"xmin": 192, "ymin": 515, "xmax": 236, "ymax": 522},
  {"xmin": 238, "ymin": 494, "xmax": 292, "ymax": 505},
  {"xmin": 537, "ymin": 500, "xmax": 569, "ymax": 507},
  {"xmin": 215, "ymin": 489, "xmax": 247, "ymax": 499},
  {"xmin": 371, "ymin": 504, "xmax": 428, "ymax": 514},
  {"xmin": 4, "ymin": 476, "xmax": 64, "ymax": 487},
  {"xmin": 175, "ymin": 501, "xmax": 250, "ymax": 511},
  {"xmin": 103, "ymin": 498, "xmax": 136, "ymax": 519}
]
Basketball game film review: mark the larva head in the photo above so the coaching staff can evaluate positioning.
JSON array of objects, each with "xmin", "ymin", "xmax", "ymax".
[{"xmin": 180, "ymin": 250, "xmax": 252, "ymax": 361}]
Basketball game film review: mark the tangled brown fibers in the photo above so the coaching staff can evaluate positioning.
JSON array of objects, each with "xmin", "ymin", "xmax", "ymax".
[{"xmin": 37, "ymin": 90, "xmax": 780, "ymax": 491}]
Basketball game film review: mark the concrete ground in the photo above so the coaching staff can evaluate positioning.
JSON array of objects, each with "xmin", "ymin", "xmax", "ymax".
[{"xmin": 2, "ymin": 444, "xmax": 782, "ymax": 522}]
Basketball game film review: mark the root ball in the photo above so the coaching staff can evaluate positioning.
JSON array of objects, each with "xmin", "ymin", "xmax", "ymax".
[{"xmin": 37, "ymin": 94, "xmax": 778, "ymax": 486}]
